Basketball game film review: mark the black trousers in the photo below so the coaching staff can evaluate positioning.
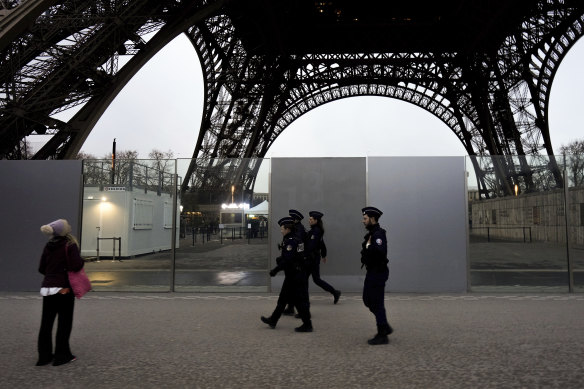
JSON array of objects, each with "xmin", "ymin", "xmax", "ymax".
[
  {"xmin": 362, "ymin": 268, "xmax": 389, "ymax": 326},
  {"xmin": 38, "ymin": 292, "xmax": 75, "ymax": 363},
  {"xmin": 272, "ymin": 271, "xmax": 311, "ymax": 324},
  {"xmin": 307, "ymin": 258, "xmax": 336, "ymax": 294}
]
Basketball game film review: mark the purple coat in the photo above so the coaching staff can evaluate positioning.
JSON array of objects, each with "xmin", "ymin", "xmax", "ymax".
[{"xmin": 38, "ymin": 236, "xmax": 84, "ymax": 288}]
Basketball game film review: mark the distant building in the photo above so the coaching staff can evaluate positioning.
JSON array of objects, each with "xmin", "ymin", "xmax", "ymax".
[{"xmin": 253, "ymin": 192, "xmax": 268, "ymax": 205}]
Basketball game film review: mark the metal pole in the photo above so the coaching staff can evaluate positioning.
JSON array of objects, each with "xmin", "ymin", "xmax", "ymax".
[
  {"xmin": 96, "ymin": 237, "xmax": 100, "ymax": 262},
  {"xmin": 563, "ymin": 159, "xmax": 574, "ymax": 292},
  {"xmin": 78, "ymin": 171, "xmax": 85, "ymax": 252},
  {"xmin": 111, "ymin": 138, "xmax": 116, "ymax": 185},
  {"xmin": 170, "ymin": 169, "xmax": 178, "ymax": 293},
  {"xmin": 112, "ymin": 238, "xmax": 116, "ymax": 262}
]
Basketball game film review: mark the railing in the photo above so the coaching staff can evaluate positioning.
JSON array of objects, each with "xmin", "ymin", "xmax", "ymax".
[
  {"xmin": 470, "ymin": 226, "xmax": 532, "ymax": 243},
  {"xmin": 96, "ymin": 237, "xmax": 122, "ymax": 262},
  {"xmin": 187, "ymin": 226, "xmax": 268, "ymax": 245},
  {"xmin": 83, "ymin": 159, "xmax": 178, "ymax": 196}
]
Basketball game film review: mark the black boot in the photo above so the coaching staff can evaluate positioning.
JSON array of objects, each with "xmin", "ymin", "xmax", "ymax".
[
  {"xmin": 295, "ymin": 320, "xmax": 313, "ymax": 332},
  {"xmin": 333, "ymin": 290, "xmax": 341, "ymax": 304},
  {"xmin": 381, "ymin": 323, "xmax": 394, "ymax": 336},
  {"xmin": 261, "ymin": 316, "xmax": 277, "ymax": 329},
  {"xmin": 367, "ymin": 325, "xmax": 389, "ymax": 345},
  {"xmin": 35, "ymin": 354, "xmax": 53, "ymax": 366}
]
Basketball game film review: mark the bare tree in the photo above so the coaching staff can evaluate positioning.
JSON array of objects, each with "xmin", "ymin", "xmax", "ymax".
[
  {"xmin": 76, "ymin": 151, "xmax": 97, "ymax": 160},
  {"xmin": 79, "ymin": 148, "xmax": 178, "ymax": 192},
  {"xmin": 147, "ymin": 149, "xmax": 175, "ymax": 189},
  {"xmin": 148, "ymin": 149, "xmax": 174, "ymax": 173},
  {"xmin": 18, "ymin": 139, "xmax": 32, "ymax": 159},
  {"xmin": 559, "ymin": 140, "xmax": 584, "ymax": 188},
  {"xmin": 92, "ymin": 150, "xmax": 139, "ymax": 185}
]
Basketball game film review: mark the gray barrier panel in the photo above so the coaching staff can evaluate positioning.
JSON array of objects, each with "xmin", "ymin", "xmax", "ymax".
[
  {"xmin": 0, "ymin": 161, "xmax": 83, "ymax": 292},
  {"xmin": 368, "ymin": 157, "xmax": 468, "ymax": 292},
  {"xmin": 270, "ymin": 158, "xmax": 367, "ymax": 291}
]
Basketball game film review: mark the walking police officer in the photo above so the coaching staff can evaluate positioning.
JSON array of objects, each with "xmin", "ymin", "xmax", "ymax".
[
  {"xmin": 360, "ymin": 206, "xmax": 393, "ymax": 345},
  {"xmin": 283, "ymin": 209, "xmax": 307, "ymax": 316},
  {"xmin": 261, "ymin": 217, "xmax": 313, "ymax": 332},
  {"xmin": 306, "ymin": 211, "xmax": 341, "ymax": 303}
]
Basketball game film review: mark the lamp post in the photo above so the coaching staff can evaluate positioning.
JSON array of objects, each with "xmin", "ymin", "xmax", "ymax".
[{"xmin": 179, "ymin": 205, "xmax": 184, "ymax": 238}]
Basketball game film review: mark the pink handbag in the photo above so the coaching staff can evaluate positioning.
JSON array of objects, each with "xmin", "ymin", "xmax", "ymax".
[
  {"xmin": 65, "ymin": 243, "xmax": 92, "ymax": 299},
  {"xmin": 68, "ymin": 268, "xmax": 92, "ymax": 299}
]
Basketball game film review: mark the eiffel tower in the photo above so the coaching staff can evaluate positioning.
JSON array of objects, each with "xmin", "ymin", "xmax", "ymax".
[{"xmin": 1, "ymin": 1, "xmax": 583, "ymax": 200}]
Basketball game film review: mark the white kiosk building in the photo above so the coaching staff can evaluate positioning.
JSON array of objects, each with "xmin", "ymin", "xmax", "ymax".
[{"xmin": 80, "ymin": 160, "xmax": 180, "ymax": 258}]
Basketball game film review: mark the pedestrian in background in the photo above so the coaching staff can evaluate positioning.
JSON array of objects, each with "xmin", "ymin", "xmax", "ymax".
[
  {"xmin": 261, "ymin": 217, "xmax": 313, "ymax": 332},
  {"xmin": 306, "ymin": 211, "xmax": 341, "ymax": 304},
  {"xmin": 36, "ymin": 219, "xmax": 84, "ymax": 366},
  {"xmin": 360, "ymin": 207, "xmax": 393, "ymax": 345}
]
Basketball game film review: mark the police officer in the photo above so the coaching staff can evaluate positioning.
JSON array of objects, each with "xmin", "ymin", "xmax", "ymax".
[
  {"xmin": 360, "ymin": 206, "xmax": 393, "ymax": 345},
  {"xmin": 283, "ymin": 209, "xmax": 307, "ymax": 316},
  {"xmin": 261, "ymin": 217, "xmax": 313, "ymax": 332},
  {"xmin": 306, "ymin": 211, "xmax": 341, "ymax": 303}
]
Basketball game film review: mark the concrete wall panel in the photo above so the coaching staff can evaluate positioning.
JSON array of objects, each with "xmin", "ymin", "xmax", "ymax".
[{"xmin": 0, "ymin": 161, "xmax": 83, "ymax": 292}]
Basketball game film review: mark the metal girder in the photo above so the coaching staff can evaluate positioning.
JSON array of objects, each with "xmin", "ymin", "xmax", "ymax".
[
  {"xmin": 1, "ymin": 1, "xmax": 583, "ymax": 200},
  {"xmin": 0, "ymin": 0, "xmax": 221, "ymax": 159},
  {"xmin": 181, "ymin": 1, "xmax": 584, "ymax": 197}
]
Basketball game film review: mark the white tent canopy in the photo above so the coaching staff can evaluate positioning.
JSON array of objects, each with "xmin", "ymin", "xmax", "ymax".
[{"xmin": 245, "ymin": 200, "xmax": 268, "ymax": 216}]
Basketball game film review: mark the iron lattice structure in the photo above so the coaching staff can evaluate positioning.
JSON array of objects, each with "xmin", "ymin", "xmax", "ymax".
[{"xmin": 1, "ymin": 1, "xmax": 584, "ymax": 199}]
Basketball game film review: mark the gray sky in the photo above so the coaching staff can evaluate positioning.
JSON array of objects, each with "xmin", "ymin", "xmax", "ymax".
[{"xmin": 68, "ymin": 32, "xmax": 583, "ymax": 192}]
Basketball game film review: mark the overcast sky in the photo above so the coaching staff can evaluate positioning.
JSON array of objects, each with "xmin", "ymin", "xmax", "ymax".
[{"xmin": 74, "ymin": 33, "xmax": 583, "ymax": 162}]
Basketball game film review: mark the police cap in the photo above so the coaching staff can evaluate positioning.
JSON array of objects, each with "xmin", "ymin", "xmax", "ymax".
[
  {"xmin": 362, "ymin": 206, "xmax": 383, "ymax": 218},
  {"xmin": 309, "ymin": 211, "xmax": 323, "ymax": 219},
  {"xmin": 288, "ymin": 209, "xmax": 304, "ymax": 220},
  {"xmin": 278, "ymin": 216, "xmax": 295, "ymax": 227}
]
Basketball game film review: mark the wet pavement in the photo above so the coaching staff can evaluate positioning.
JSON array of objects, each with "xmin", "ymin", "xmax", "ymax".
[
  {"xmin": 84, "ymin": 238, "xmax": 269, "ymax": 292},
  {"xmin": 82, "ymin": 235, "xmax": 584, "ymax": 293}
]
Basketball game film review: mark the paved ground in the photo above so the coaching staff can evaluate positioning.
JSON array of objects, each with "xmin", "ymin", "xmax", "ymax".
[{"xmin": 2, "ymin": 292, "xmax": 584, "ymax": 389}]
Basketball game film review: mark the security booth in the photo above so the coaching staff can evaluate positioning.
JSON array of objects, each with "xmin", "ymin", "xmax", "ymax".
[
  {"xmin": 219, "ymin": 203, "xmax": 249, "ymax": 239},
  {"xmin": 80, "ymin": 160, "xmax": 180, "ymax": 259}
]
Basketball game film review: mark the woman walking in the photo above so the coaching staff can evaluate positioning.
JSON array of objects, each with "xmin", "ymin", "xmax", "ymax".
[
  {"xmin": 306, "ymin": 211, "xmax": 341, "ymax": 304},
  {"xmin": 36, "ymin": 219, "xmax": 84, "ymax": 366}
]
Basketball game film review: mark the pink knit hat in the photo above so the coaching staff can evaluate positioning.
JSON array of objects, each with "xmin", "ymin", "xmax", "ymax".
[{"xmin": 40, "ymin": 219, "xmax": 72, "ymax": 237}]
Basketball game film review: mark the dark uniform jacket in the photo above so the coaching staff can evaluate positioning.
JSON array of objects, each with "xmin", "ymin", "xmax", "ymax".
[
  {"xmin": 306, "ymin": 225, "xmax": 325, "ymax": 261},
  {"xmin": 295, "ymin": 222, "xmax": 307, "ymax": 245},
  {"xmin": 360, "ymin": 224, "xmax": 389, "ymax": 272},
  {"xmin": 271, "ymin": 232, "xmax": 305, "ymax": 276}
]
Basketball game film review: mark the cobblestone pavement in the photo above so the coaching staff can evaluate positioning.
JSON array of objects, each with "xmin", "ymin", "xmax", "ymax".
[{"xmin": 2, "ymin": 292, "xmax": 584, "ymax": 388}]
